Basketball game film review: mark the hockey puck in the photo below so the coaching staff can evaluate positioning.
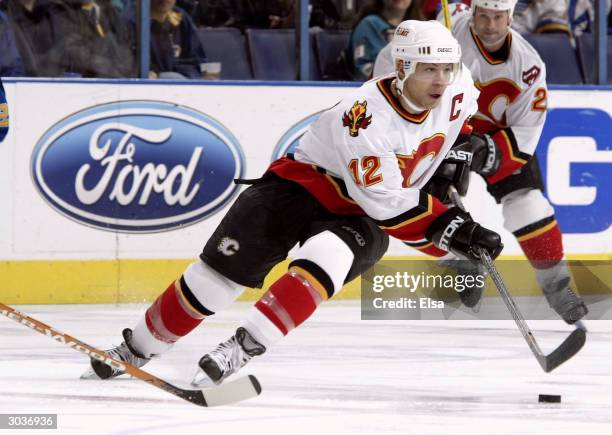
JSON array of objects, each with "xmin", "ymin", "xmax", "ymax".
[{"xmin": 538, "ymin": 394, "xmax": 561, "ymax": 403}]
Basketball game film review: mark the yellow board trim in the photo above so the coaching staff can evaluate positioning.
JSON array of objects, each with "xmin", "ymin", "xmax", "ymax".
[{"xmin": 1, "ymin": 254, "xmax": 610, "ymax": 304}]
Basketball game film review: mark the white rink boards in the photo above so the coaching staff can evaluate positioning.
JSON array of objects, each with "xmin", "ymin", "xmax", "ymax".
[{"xmin": 0, "ymin": 81, "xmax": 611, "ymax": 304}]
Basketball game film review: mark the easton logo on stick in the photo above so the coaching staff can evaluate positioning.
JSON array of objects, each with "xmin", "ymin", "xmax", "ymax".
[{"xmin": 0, "ymin": 308, "xmax": 126, "ymax": 371}]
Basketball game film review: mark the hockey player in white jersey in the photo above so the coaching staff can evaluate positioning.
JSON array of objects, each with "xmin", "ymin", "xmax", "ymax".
[
  {"xmin": 82, "ymin": 20, "xmax": 503, "ymax": 386},
  {"xmin": 374, "ymin": 0, "xmax": 588, "ymax": 324}
]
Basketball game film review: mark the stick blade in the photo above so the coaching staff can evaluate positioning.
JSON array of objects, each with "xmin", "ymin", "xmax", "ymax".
[
  {"xmin": 542, "ymin": 327, "xmax": 587, "ymax": 373},
  {"xmin": 201, "ymin": 375, "xmax": 262, "ymax": 407},
  {"xmin": 144, "ymin": 374, "xmax": 261, "ymax": 407}
]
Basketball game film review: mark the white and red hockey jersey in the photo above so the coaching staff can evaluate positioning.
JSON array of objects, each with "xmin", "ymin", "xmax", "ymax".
[
  {"xmin": 450, "ymin": 10, "xmax": 548, "ymax": 184},
  {"xmin": 373, "ymin": 8, "xmax": 548, "ymax": 185},
  {"xmin": 267, "ymin": 68, "xmax": 479, "ymax": 245}
]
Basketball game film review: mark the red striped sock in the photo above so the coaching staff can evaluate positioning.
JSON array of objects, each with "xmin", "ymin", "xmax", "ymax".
[
  {"xmin": 254, "ymin": 271, "xmax": 323, "ymax": 336},
  {"xmin": 517, "ymin": 222, "xmax": 564, "ymax": 269},
  {"xmin": 145, "ymin": 280, "xmax": 206, "ymax": 344}
]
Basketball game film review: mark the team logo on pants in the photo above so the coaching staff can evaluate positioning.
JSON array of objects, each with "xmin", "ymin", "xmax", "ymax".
[
  {"xmin": 342, "ymin": 101, "xmax": 372, "ymax": 137},
  {"xmin": 218, "ymin": 237, "xmax": 240, "ymax": 256}
]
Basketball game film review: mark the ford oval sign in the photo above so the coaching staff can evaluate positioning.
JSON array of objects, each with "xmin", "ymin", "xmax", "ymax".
[
  {"xmin": 31, "ymin": 101, "xmax": 245, "ymax": 232},
  {"xmin": 271, "ymin": 112, "xmax": 322, "ymax": 160}
]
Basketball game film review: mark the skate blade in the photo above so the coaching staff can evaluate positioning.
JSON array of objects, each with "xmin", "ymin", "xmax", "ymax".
[
  {"xmin": 190, "ymin": 367, "xmax": 219, "ymax": 388},
  {"xmin": 80, "ymin": 365, "xmax": 102, "ymax": 380},
  {"xmin": 471, "ymin": 295, "xmax": 483, "ymax": 313}
]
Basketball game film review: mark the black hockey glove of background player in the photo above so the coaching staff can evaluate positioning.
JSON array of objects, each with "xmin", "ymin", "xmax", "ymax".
[
  {"xmin": 425, "ymin": 207, "xmax": 504, "ymax": 261},
  {"xmin": 469, "ymin": 132, "xmax": 501, "ymax": 176},
  {"xmin": 423, "ymin": 134, "xmax": 472, "ymax": 203}
]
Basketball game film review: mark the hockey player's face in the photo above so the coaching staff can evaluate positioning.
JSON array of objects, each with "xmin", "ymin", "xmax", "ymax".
[
  {"xmin": 472, "ymin": 7, "xmax": 511, "ymax": 47},
  {"xmin": 404, "ymin": 63, "xmax": 453, "ymax": 109}
]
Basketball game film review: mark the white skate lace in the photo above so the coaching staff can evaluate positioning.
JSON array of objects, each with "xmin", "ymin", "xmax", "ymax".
[
  {"xmin": 102, "ymin": 342, "xmax": 147, "ymax": 375},
  {"xmin": 81, "ymin": 329, "xmax": 151, "ymax": 380},
  {"xmin": 546, "ymin": 285, "xmax": 582, "ymax": 312},
  {"xmin": 207, "ymin": 336, "xmax": 250, "ymax": 378}
]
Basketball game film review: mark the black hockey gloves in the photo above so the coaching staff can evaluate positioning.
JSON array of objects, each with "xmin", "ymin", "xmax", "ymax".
[
  {"xmin": 423, "ymin": 135, "xmax": 472, "ymax": 202},
  {"xmin": 426, "ymin": 207, "xmax": 503, "ymax": 261},
  {"xmin": 469, "ymin": 133, "xmax": 501, "ymax": 176}
]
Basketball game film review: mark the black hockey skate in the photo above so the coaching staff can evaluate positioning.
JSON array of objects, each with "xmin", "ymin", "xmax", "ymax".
[
  {"xmin": 536, "ymin": 263, "xmax": 588, "ymax": 324},
  {"xmin": 81, "ymin": 328, "xmax": 151, "ymax": 380},
  {"xmin": 543, "ymin": 276, "xmax": 588, "ymax": 324},
  {"xmin": 438, "ymin": 257, "xmax": 487, "ymax": 310},
  {"xmin": 191, "ymin": 327, "xmax": 266, "ymax": 387},
  {"xmin": 458, "ymin": 282, "xmax": 485, "ymax": 309}
]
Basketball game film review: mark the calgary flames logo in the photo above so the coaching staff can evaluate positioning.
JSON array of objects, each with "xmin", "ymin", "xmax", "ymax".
[{"xmin": 342, "ymin": 100, "xmax": 372, "ymax": 137}]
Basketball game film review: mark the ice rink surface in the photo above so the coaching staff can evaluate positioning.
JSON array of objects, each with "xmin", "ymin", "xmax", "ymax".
[{"xmin": 1, "ymin": 301, "xmax": 611, "ymax": 435}]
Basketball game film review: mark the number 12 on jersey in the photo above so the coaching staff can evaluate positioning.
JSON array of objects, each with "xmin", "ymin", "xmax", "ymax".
[{"xmin": 348, "ymin": 156, "xmax": 383, "ymax": 187}]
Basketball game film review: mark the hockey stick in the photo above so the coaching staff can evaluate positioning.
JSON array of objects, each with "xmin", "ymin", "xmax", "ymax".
[
  {"xmin": 0, "ymin": 303, "xmax": 261, "ymax": 407},
  {"xmin": 441, "ymin": 0, "xmax": 451, "ymax": 30},
  {"xmin": 447, "ymin": 188, "xmax": 586, "ymax": 372},
  {"xmin": 476, "ymin": 248, "xmax": 586, "ymax": 372}
]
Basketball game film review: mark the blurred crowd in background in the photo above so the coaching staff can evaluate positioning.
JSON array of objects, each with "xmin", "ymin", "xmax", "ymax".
[{"xmin": 0, "ymin": 0, "xmax": 610, "ymax": 81}]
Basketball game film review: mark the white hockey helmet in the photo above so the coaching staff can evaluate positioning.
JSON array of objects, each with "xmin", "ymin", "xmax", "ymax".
[
  {"xmin": 391, "ymin": 20, "xmax": 461, "ymax": 87},
  {"xmin": 472, "ymin": 0, "xmax": 517, "ymax": 16}
]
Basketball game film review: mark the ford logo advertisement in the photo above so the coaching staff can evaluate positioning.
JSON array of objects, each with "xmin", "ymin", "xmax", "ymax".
[
  {"xmin": 31, "ymin": 101, "xmax": 245, "ymax": 233},
  {"xmin": 271, "ymin": 112, "xmax": 322, "ymax": 160}
]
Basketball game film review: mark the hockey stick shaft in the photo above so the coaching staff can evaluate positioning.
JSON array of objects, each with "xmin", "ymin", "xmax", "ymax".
[
  {"xmin": 447, "ymin": 189, "xmax": 545, "ymax": 360},
  {"xmin": 0, "ymin": 303, "xmax": 261, "ymax": 406},
  {"xmin": 477, "ymin": 249, "xmax": 546, "ymax": 356},
  {"xmin": 441, "ymin": 0, "xmax": 452, "ymax": 30},
  {"xmin": 476, "ymin": 249, "xmax": 586, "ymax": 372},
  {"xmin": 447, "ymin": 188, "xmax": 585, "ymax": 372}
]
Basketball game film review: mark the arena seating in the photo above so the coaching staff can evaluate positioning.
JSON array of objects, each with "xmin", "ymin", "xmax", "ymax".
[
  {"xmin": 576, "ymin": 34, "xmax": 612, "ymax": 84},
  {"xmin": 245, "ymin": 28, "xmax": 319, "ymax": 80},
  {"xmin": 197, "ymin": 27, "xmax": 253, "ymax": 79},
  {"xmin": 523, "ymin": 33, "xmax": 584, "ymax": 84},
  {"xmin": 314, "ymin": 30, "xmax": 351, "ymax": 80},
  {"xmin": 197, "ymin": 28, "xmax": 609, "ymax": 85}
]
